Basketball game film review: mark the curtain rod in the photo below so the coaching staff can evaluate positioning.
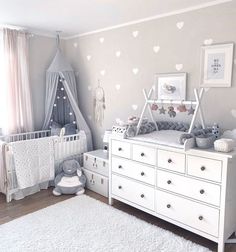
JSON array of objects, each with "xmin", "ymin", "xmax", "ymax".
[
  {"xmin": 0, "ymin": 24, "xmax": 27, "ymax": 31},
  {"xmin": 0, "ymin": 24, "xmax": 36, "ymax": 37}
]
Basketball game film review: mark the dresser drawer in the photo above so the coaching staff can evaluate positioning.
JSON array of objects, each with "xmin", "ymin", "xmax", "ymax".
[
  {"xmin": 156, "ymin": 190, "xmax": 219, "ymax": 237},
  {"xmin": 112, "ymin": 157, "xmax": 155, "ymax": 185},
  {"xmin": 187, "ymin": 155, "xmax": 222, "ymax": 183},
  {"xmin": 158, "ymin": 150, "xmax": 185, "ymax": 173},
  {"xmin": 112, "ymin": 174, "xmax": 155, "ymax": 211},
  {"xmin": 111, "ymin": 140, "xmax": 131, "ymax": 159},
  {"xmin": 132, "ymin": 144, "xmax": 156, "ymax": 165},
  {"xmin": 157, "ymin": 170, "xmax": 221, "ymax": 206},
  {"xmin": 83, "ymin": 154, "xmax": 108, "ymax": 177}
]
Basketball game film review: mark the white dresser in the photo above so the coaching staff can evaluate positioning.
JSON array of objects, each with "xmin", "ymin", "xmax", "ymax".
[{"xmin": 109, "ymin": 137, "xmax": 236, "ymax": 252}]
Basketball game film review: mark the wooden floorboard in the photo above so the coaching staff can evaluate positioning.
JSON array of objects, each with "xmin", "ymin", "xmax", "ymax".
[{"xmin": 0, "ymin": 188, "xmax": 236, "ymax": 252}]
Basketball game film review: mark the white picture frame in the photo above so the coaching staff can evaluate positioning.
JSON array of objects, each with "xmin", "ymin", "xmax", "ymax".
[
  {"xmin": 155, "ymin": 72, "xmax": 187, "ymax": 100},
  {"xmin": 200, "ymin": 43, "xmax": 234, "ymax": 87}
]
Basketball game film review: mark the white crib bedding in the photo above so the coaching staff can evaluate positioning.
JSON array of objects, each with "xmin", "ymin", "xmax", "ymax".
[
  {"xmin": 1, "ymin": 131, "xmax": 88, "ymax": 201},
  {"xmin": 130, "ymin": 130, "xmax": 185, "ymax": 148},
  {"xmin": 11, "ymin": 137, "xmax": 55, "ymax": 189}
]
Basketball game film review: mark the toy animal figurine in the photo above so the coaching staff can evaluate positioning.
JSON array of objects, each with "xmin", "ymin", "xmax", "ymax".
[
  {"xmin": 53, "ymin": 159, "xmax": 86, "ymax": 196},
  {"xmin": 177, "ymin": 104, "xmax": 187, "ymax": 112},
  {"xmin": 151, "ymin": 102, "xmax": 158, "ymax": 111},
  {"xmin": 168, "ymin": 106, "xmax": 176, "ymax": 118}
]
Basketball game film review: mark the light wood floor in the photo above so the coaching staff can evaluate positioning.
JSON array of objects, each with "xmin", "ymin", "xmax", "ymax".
[{"xmin": 0, "ymin": 188, "xmax": 236, "ymax": 252}]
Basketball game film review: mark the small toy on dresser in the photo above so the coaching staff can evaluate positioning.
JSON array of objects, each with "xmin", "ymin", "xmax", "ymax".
[
  {"xmin": 213, "ymin": 129, "xmax": 236, "ymax": 153},
  {"xmin": 53, "ymin": 159, "xmax": 86, "ymax": 196}
]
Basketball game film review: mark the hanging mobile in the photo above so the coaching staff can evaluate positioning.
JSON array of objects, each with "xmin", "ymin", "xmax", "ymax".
[
  {"xmin": 159, "ymin": 99, "xmax": 166, "ymax": 114},
  {"xmin": 168, "ymin": 100, "xmax": 176, "ymax": 118},
  {"xmin": 94, "ymin": 79, "xmax": 106, "ymax": 126},
  {"xmin": 151, "ymin": 98, "xmax": 158, "ymax": 111},
  {"xmin": 188, "ymin": 101, "xmax": 195, "ymax": 115},
  {"xmin": 177, "ymin": 100, "xmax": 187, "ymax": 112}
]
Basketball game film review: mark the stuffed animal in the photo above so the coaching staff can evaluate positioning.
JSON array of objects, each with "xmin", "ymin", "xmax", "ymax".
[
  {"xmin": 53, "ymin": 159, "xmax": 86, "ymax": 196},
  {"xmin": 168, "ymin": 106, "xmax": 176, "ymax": 118}
]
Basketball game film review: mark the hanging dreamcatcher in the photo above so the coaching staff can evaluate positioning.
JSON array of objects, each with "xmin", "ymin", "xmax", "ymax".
[{"xmin": 94, "ymin": 80, "xmax": 106, "ymax": 126}]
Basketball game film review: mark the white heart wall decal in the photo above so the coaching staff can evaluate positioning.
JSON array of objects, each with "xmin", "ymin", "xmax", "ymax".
[
  {"xmin": 115, "ymin": 84, "xmax": 121, "ymax": 90},
  {"xmin": 132, "ymin": 68, "xmax": 139, "ymax": 75},
  {"xmin": 175, "ymin": 64, "xmax": 183, "ymax": 71},
  {"xmin": 100, "ymin": 70, "xmax": 106, "ymax": 76},
  {"xmin": 87, "ymin": 55, "xmax": 92, "ymax": 61},
  {"xmin": 204, "ymin": 39, "xmax": 213, "ymax": 45},
  {"xmin": 99, "ymin": 37, "xmax": 104, "ymax": 43},
  {"xmin": 132, "ymin": 104, "xmax": 138, "ymax": 111},
  {"xmin": 176, "ymin": 21, "xmax": 184, "ymax": 30},
  {"xmin": 73, "ymin": 42, "xmax": 78, "ymax": 48},
  {"xmin": 87, "ymin": 86, "xmax": 92, "ymax": 91},
  {"xmin": 132, "ymin": 31, "xmax": 139, "ymax": 38},
  {"xmin": 153, "ymin": 46, "xmax": 160, "ymax": 53},
  {"xmin": 115, "ymin": 51, "xmax": 121, "ymax": 58},
  {"xmin": 231, "ymin": 109, "xmax": 236, "ymax": 118}
]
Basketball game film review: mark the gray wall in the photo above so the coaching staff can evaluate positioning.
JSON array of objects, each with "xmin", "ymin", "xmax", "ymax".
[
  {"xmin": 29, "ymin": 35, "xmax": 62, "ymax": 130},
  {"xmin": 62, "ymin": 2, "xmax": 236, "ymax": 148}
]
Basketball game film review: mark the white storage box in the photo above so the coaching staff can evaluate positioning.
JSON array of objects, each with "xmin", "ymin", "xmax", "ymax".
[
  {"xmin": 83, "ymin": 150, "xmax": 109, "ymax": 177},
  {"xmin": 214, "ymin": 138, "xmax": 235, "ymax": 153},
  {"xmin": 82, "ymin": 168, "xmax": 109, "ymax": 197}
]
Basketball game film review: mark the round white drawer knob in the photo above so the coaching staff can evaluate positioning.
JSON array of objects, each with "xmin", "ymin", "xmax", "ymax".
[
  {"xmin": 199, "ymin": 215, "xmax": 203, "ymax": 221},
  {"xmin": 166, "ymin": 204, "xmax": 171, "ymax": 208},
  {"xmin": 140, "ymin": 194, "xmax": 144, "ymax": 198}
]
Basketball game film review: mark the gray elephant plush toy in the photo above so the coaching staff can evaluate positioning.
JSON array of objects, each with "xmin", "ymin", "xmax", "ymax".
[{"xmin": 53, "ymin": 159, "xmax": 86, "ymax": 196}]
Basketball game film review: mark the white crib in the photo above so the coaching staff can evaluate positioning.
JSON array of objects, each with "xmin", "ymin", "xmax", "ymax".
[{"xmin": 0, "ymin": 130, "xmax": 88, "ymax": 202}]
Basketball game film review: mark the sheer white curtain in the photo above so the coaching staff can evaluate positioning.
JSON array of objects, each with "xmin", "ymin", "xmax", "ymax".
[
  {"xmin": 0, "ymin": 31, "xmax": 7, "ymax": 135},
  {"xmin": 0, "ymin": 28, "xmax": 34, "ymax": 135}
]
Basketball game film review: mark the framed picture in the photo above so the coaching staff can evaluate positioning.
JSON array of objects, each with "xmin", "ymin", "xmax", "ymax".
[
  {"xmin": 155, "ymin": 72, "xmax": 187, "ymax": 100},
  {"xmin": 200, "ymin": 43, "xmax": 234, "ymax": 87}
]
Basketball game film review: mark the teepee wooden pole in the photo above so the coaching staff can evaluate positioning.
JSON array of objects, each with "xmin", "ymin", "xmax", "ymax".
[{"xmin": 136, "ymin": 88, "xmax": 154, "ymax": 136}]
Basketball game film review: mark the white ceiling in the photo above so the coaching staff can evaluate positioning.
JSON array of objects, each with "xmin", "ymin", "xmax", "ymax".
[{"xmin": 0, "ymin": 0, "xmax": 231, "ymax": 38}]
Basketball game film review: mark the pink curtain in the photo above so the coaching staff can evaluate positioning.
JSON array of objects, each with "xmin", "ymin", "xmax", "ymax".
[{"xmin": 2, "ymin": 28, "xmax": 34, "ymax": 134}]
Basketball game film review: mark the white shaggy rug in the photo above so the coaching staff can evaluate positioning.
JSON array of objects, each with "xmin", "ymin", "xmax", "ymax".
[{"xmin": 0, "ymin": 195, "xmax": 211, "ymax": 252}]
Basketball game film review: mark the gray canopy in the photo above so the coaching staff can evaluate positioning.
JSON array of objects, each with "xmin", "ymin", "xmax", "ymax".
[{"xmin": 42, "ymin": 49, "xmax": 93, "ymax": 150}]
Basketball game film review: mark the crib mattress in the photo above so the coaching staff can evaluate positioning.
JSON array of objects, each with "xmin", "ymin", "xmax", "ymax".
[{"xmin": 130, "ymin": 130, "xmax": 185, "ymax": 149}]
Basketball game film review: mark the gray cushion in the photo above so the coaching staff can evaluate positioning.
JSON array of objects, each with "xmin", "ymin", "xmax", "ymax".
[
  {"xmin": 64, "ymin": 123, "xmax": 77, "ymax": 135},
  {"xmin": 51, "ymin": 122, "xmax": 62, "ymax": 136}
]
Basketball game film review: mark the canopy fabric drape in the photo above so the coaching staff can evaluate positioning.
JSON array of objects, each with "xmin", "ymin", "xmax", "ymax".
[{"xmin": 42, "ymin": 49, "xmax": 93, "ymax": 150}]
